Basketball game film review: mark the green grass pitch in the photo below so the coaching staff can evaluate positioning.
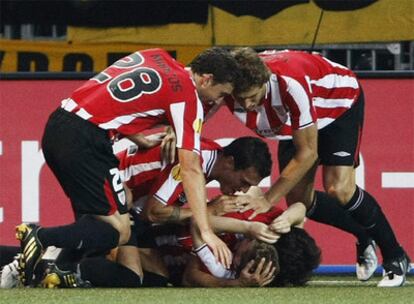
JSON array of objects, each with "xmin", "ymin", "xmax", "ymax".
[{"xmin": 0, "ymin": 276, "xmax": 412, "ymax": 304}]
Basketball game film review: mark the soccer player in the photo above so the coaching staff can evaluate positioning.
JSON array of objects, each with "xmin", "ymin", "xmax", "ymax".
[
  {"xmin": 39, "ymin": 136, "xmax": 273, "ymax": 288},
  {"xmin": 182, "ymin": 202, "xmax": 321, "ymax": 287},
  {"xmin": 220, "ymin": 48, "xmax": 410, "ymax": 287},
  {"xmin": 16, "ymin": 47, "xmax": 240, "ymax": 286}
]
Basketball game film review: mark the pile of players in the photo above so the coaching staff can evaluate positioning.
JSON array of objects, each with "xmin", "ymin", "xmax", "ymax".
[{"xmin": 0, "ymin": 47, "xmax": 410, "ymax": 288}]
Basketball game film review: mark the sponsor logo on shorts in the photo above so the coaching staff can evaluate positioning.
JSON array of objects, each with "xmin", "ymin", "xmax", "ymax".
[{"xmin": 333, "ymin": 151, "xmax": 351, "ymax": 157}]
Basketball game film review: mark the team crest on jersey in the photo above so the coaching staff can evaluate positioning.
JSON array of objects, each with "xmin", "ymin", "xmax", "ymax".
[
  {"xmin": 192, "ymin": 118, "xmax": 203, "ymax": 134},
  {"xmin": 171, "ymin": 164, "xmax": 182, "ymax": 181},
  {"xmin": 127, "ymin": 145, "xmax": 138, "ymax": 156}
]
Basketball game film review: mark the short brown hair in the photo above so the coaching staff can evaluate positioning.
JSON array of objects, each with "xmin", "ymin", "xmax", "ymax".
[
  {"xmin": 236, "ymin": 239, "xmax": 279, "ymax": 277},
  {"xmin": 190, "ymin": 47, "xmax": 240, "ymax": 86},
  {"xmin": 231, "ymin": 47, "xmax": 271, "ymax": 95}
]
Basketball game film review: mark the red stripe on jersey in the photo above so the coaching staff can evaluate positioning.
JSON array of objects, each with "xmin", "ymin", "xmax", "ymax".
[
  {"xmin": 104, "ymin": 179, "xmax": 118, "ymax": 215},
  {"xmin": 354, "ymin": 121, "xmax": 363, "ymax": 167},
  {"xmin": 68, "ymin": 49, "xmax": 202, "ymax": 153},
  {"xmin": 246, "ymin": 111, "xmax": 258, "ymax": 130},
  {"xmin": 224, "ymin": 207, "xmax": 284, "ymax": 225},
  {"xmin": 263, "ymin": 97, "xmax": 284, "ymax": 129},
  {"xmin": 312, "ymin": 86, "xmax": 360, "ymax": 101}
]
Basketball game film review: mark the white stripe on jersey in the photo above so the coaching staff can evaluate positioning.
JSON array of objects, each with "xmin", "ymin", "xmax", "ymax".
[
  {"xmin": 76, "ymin": 108, "xmax": 92, "ymax": 120},
  {"xmin": 119, "ymin": 161, "xmax": 162, "ymax": 182},
  {"xmin": 61, "ymin": 98, "xmax": 77, "ymax": 111},
  {"xmin": 316, "ymin": 117, "xmax": 335, "ymax": 129},
  {"xmin": 256, "ymin": 106, "xmax": 272, "ymax": 131},
  {"xmin": 170, "ymin": 102, "xmax": 186, "ymax": 149},
  {"xmin": 194, "ymin": 97, "xmax": 204, "ymax": 153},
  {"xmin": 201, "ymin": 150, "xmax": 217, "ymax": 178},
  {"xmin": 281, "ymin": 76, "xmax": 313, "ymax": 128},
  {"xmin": 98, "ymin": 109, "xmax": 165, "ymax": 130},
  {"xmin": 321, "ymin": 56, "xmax": 349, "ymax": 70},
  {"xmin": 233, "ymin": 103, "xmax": 248, "ymax": 125},
  {"xmin": 153, "ymin": 174, "xmax": 182, "ymax": 206},
  {"xmin": 313, "ymin": 97, "xmax": 354, "ymax": 109},
  {"xmin": 269, "ymin": 75, "xmax": 283, "ymax": 107},
  {"xmin": 310, "ymin": 74, "xmax": 359, "ymax": 89}
]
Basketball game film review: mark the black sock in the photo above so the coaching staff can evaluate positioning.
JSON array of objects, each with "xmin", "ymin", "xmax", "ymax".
[
  {"xmin": 142, "ymin": 271, "xmax": 169, "ymax": 287},
  {"xmin": 38, "ymin": 215, "xmax": 119, "ymax": 251},
  {"xmin": 79, "ymin": 257, "xmax": 142, "ymax": 287},
  {"xmin": 344, "ymin": 186, "xmax": 404, "ymax": 261},
  {"xmin": 307, "ymin": 191, "xmax": 370, "ymax": 245}
]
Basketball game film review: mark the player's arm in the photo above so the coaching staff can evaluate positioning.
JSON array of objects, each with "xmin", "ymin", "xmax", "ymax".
[
  {"xmin": 142, "ymin": 196, "xmax": 192, "ymax": 223},
  {"xmin": 182, "ymin": 255, "xmax": 240, "ymax": 287},
  {"xmin": 126, "ymin": 127, "xmax": 176, "ymax": 163},
  {"xmin": 208, "ymin": 215, "xmax": 279, "ymax": 243},
  {"xmin": 237, "ymin": 124, "xmax": 318, "ymax": 218},
  {"xmin": 179, "ymin": 148, "xmax": 232, "ymax": 268},
  {"xmin": 264, "ymin": 125, "xmax": 318, "ymax": 204}
]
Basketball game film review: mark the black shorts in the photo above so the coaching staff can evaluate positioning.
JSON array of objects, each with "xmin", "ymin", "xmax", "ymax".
[
  {"xmin": 278, "ymin": 90, "xmax": 364, "ymax": 170},
  {"xmin": 125, "ymin": 211, "xmax": 157, "ymax": 248},
  {"xmin": 41, "ymin": 108, "xmax": 128, "ymax": 216}
]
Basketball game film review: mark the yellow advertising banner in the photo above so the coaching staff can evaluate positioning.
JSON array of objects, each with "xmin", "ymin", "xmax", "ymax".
[
  {"xmin": 0, "ymin": 40, "xmax": 208, "ymax": 72},
  {"xmin": 66, "ymin": 0, "xmax": 414, "ymax": 46}
]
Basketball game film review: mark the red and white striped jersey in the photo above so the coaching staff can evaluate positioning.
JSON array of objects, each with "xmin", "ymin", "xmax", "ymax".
[
  {"xmin": 117, "ymin": 139, "xmax": 221, "ymax": 211},
  {"xmin": 150, "ymin": 139, "xmax": 221, "ymax": 206},
  {"xmin": 61, "ymin": 48, "xmax": 203, "ymax": 153},
  {"xmin": 225, "ymin": 50, "xmax": 360, "ymax": 140}
]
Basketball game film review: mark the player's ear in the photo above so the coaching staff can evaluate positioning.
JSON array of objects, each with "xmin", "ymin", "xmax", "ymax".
[
  {"xmin": 224, "ymin": 155, "xmax": 235, "ymax": 170},
  {"xmin": 200, "ymin": 73, "xmax": 214, "ymax": 87}
]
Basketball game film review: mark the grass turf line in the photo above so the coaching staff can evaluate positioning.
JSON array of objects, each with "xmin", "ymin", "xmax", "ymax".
[{"xmin": 0, "ymin": 276, "xmax": 413, "ymax": 304}]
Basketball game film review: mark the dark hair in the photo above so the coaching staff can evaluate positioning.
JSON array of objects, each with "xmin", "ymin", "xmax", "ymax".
[
  {"xmin": 236, "ymin": 239, "xmax": 279, "ymax": 277},
  {"xmin": 271, "ymin": 227, "xmax": 321, "ymax": 287},
  {"xmin": 231, "ymin": 47, "xmax": 271, "ymax": 95},
  {"xmin": 222, "ymin": 137, "xmax": 272, "ymax": 178},
  {"xmin": 190, "ymin": 47, "xmax": 240, "ymax": 86}
]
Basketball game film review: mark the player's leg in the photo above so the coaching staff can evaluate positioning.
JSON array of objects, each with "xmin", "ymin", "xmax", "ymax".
[
  {"xmin": 321, "ymin": 91, "xmax": 410, "ymax": 286},
  {"xmin": 16, "ymin": 108, "xmax": 130, "ymax": 286},
  {"xmin": 278, "ymin": 141, "xmax": 372, "ymax": 248}
]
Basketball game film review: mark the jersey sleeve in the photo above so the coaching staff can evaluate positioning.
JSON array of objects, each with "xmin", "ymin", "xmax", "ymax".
[
  {"xmin": 150, "ymin": 163, "xmax": 185, "ymax": 206},
  {"xmin": 168, "ymin": 89, "xmax": 204, "ymax": 155},
  {"xmin": 194, "ymin": 244, "xmax": 235, "ymax": 279}
]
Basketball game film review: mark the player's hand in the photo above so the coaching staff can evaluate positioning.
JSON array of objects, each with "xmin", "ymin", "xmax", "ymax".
[
  {"xmin": 207, "ymin": 195, "xmax": 240, "ymax": 216},
  {"xmin": 247, "ymin": 222, "xmax": 280, "ymax": 243},
  {"xmin": 201, "ymin": 230, "xmax": 233, "ymax": 269},
  {"xmin": 236, "ymin": 195, "xmax": 272, "ymax": 220},
  {"xmin": 160, "ymin": 126, "xmax": 177, "ymax": 164},
  {"xmin": 239, "ymin": 258, "xmax": 277, "ymax": 287},
  {"xmin": 269, "ymin": 215, "xmax": 291, "ymax": 234}
]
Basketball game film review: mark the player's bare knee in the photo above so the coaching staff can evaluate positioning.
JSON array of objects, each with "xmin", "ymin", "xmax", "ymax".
[{"xmin": 325, "ymin": 183, "xmax": 354, "ymax": 205}]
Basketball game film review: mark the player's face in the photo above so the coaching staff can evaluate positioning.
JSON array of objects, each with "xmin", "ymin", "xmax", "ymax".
[
  {"xmin": 197, "ymin": 74, "xmax": 234, "ymax": 106},
  {"xmin": 233, "ymin": 84, "xmax": 266, "ymax": 111},
  {"xmin": 218, "ymin": 166, "xmax": 262, "ymax": 195}
]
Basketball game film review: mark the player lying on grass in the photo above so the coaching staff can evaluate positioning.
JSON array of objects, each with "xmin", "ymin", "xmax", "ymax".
[
  {"xmin": 181, "ymin": 201, "xmax": 321, "ymax": 287},
  {"xmin": 36, "ymin": 136, "xmax": 273, "ymax": 288}
]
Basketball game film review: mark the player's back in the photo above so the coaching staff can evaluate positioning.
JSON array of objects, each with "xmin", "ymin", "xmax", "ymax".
[
  {"xmin": 259, "ymin": 50, "xmax": 356, "ymax": 81},
  {"xmin": 67, "ymin": 49, "xmax": 198, "ymax": 135}
]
